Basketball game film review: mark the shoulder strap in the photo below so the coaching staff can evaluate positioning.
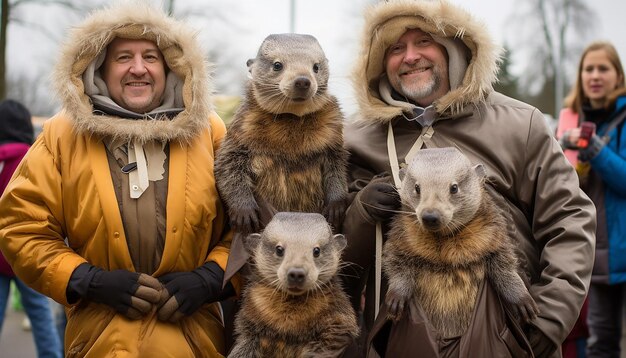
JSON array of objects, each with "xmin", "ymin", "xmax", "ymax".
[{"xmin": 602, "ymin": 106, "xmax": 626, "ymax": 137}]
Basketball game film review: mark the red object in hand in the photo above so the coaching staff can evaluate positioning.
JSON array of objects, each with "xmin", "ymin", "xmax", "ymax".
[{"xmin": 577, "ymin": 122, "xmax": 596, "ymax": 149}]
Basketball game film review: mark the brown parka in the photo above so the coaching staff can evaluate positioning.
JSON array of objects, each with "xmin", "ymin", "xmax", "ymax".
[{"xmin": 342, "ymin": 1, "xmax": 596, "ymax": 357}]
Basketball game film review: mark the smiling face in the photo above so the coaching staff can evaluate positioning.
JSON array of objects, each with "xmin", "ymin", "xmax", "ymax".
[
  {"xmin": 384, "ymin": 29, "xmax": 450, "ymax": 107},
  {"xmin": 581, "ymin": 49, "xmax": 622, "ymax": 109},
  {"xmin": 101, "ymin": 38, "xmax": 166, "ymax": 113}
]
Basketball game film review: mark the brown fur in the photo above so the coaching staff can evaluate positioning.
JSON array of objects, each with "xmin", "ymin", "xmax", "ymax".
[
  {"xmin": 383, "ymin": 147, "xmax": 537, "ymax": 338},
  {"xmin": 215, "ymin": 34, "xmax": 347, "ymax": 232},
  {"xmin": 229, "ymin": 213, "xmax": 359, "ymax": 357}
]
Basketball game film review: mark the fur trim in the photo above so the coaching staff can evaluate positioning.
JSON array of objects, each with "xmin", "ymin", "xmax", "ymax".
[
  {"xmin": 353, "ymin": 0, "xmax": 503, "ymax": 123},
  {"xmin": 52, "ymin": 0, "xmax": 213, "ymax": 143}
]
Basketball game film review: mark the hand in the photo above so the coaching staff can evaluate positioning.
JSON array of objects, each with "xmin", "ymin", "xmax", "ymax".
[
  {"xmin": 577, "ymin": 134, "xmax": 605, "ymax": 162},
  {"xmin": 323, "ymin": 197, "xmax": 346, "ymax": 231},
  {"xmin": 359, "ymin": 176, "xmax": 400, "ymax": 222},
  {"xmin": 86, "ymin": 268, "xmax": 163, "ymax": 320},
  {"xmin": 229, "ymin": 201, "xmax": 260, "ymax": 234},
  {"xmin": 157, "ymin": 262, "xmax": 225, "ymax": 323},
  {"xmin": 560, "ymin": 128, "xmax": 582, "ymax": 150},
  {"xmin": 528, "ymin": 325, "xmax": 557, "ymax": 358}
]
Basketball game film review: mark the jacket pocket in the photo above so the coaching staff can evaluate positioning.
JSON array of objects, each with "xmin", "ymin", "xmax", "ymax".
[{"xmin": 500, "ymin": 325, "xmax": 533, "ymax": 358}]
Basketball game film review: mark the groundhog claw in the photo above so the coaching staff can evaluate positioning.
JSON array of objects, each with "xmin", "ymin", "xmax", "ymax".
[
  {"xmin": 231, "ymin": 206, "xmax": 260, "ymax": 234},
  {"xmin": 512, "ymin": 293, "xmax": 539, "ymax": 323},
  {"xmin": 323, "ymin": 199, "xmax": 346, "ymax": 231},
  {"xmin": 385, "ymin": 288, "xmax": 409, "ymax": 321}
]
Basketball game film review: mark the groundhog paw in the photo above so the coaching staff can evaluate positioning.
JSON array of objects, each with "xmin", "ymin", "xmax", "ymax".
[
  {"xmin": 512, "ymin": 293, "xmax": 539, "ymax": 323},
  {"xmin": 323, "ymin": 199, "xmax": 346, "ymax": 231},
  {"xmin": 385, "ymin": 289, "xmax": 409, "ymax": 322},
  {"xmin": 230, "ymin": 205, "xmax": 260, "ymax": 234}
]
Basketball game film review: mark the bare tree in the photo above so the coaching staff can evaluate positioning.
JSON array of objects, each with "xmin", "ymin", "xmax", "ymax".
[
  {"xmin": 507, "ymin": 0, "xmax": 596, "ymax": 116},
  {"xmin": 0, "ymin": 0, "xmax": 96, "ymax": 99}
]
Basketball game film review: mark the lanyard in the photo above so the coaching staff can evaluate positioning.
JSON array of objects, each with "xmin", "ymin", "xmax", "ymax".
[{"xmin": 373, "ymin": 121, "xmax": 433, "ymax": 318}]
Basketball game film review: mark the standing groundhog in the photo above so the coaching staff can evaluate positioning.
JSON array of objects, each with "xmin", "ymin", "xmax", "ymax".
[
  {"xmin": 214, "ymin": 33, "xmax": 347, "ymax": 233},
  {"xmin": 228, "ymin": 212, "xmax": 359, "ymax": 357},
  {"xmin": 383, "ymin": 147, "xmax": 538, "ymax": 339}
]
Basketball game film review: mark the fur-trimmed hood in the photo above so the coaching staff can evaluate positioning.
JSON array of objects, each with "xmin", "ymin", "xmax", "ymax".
[
  {"xmin": 53, "ymin": 1, "xmax": 213, "ymax": 143},
  {"xmin": 353, "ymin": 0, "xmax": 503, "ymax": 123}
]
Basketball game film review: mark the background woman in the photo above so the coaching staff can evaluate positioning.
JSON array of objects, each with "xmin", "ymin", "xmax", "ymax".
[{"xmin": 558, "ymin": 41, "xmax": 626, "ymax": 358}]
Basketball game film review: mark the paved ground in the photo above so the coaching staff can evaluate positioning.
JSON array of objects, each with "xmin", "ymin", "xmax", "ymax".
[{"xmin": 0, "ymin": 307, "xmax": 37, "ymax": 358}]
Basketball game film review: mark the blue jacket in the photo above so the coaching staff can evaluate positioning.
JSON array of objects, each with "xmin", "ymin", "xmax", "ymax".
[{"xmin": 589, "ymin": 95, "xmax": 626, "ymax": 284}]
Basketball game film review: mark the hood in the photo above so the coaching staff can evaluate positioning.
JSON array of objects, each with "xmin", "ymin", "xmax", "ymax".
[
  {"xmin": 0, "ymin": 99, "xmax": 33, "ymax": 145},
  {"xmin": 353, "ymin": 0, "xmax": 503, "ymax": 123},
  {"xmin": 52, "ymin": 1, "xmax": 213, "ymax": 144}
]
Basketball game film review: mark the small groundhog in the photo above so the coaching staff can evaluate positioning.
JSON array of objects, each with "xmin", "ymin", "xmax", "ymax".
[
  {"xmin": 214, "ymin": 33, "xmax": 347, "ymax": 233},
  {"xmin": 228, "ymin": 212, "xmax": 359, "ymax": 357},
  {"xmin": 383, "ymin": 147, "xmax": 538, "ymax": 338}
]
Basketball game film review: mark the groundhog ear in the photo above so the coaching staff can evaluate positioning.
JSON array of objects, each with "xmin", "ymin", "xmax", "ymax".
[
  {"xmin": 473, "ymin": 164, "xmax": 487, "ymax": 179},
  {"xmin": 242, "ymin": 233, "xmax": 262, "ymax": 254},
  {"xmin": 332, "ymin": 234, "xmax": 347, "ymax": 251},
  {"xmin": 246, "ymin": 58, "xmax": 254, "ymax": 68}
]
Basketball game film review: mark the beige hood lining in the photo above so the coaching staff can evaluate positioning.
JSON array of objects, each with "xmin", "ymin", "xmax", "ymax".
[
  {"xmin": 53, "ymin": 2, "xmax": 213, "ymax": 144},
  {"xmin": 352, "ymin": 0, "xmax": 503, "ymax": 123}
]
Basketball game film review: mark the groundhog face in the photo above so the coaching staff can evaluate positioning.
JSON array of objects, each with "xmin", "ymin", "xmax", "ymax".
[
  {"xmin": 243, "ymin": 212, "xmax": 346, "ymax": 296},
  {"xmin": 247, "ymin": 33, "xmax": 331, "ymax": 116},
  {"xmin": 399, "ymin": 148, "xmax": 485, "ymax": 235}
]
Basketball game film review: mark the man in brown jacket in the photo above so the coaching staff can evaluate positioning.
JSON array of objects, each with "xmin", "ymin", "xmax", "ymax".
[{"xmin": 342, "ymin": 1, "xmax": 596, "ymax": 357}]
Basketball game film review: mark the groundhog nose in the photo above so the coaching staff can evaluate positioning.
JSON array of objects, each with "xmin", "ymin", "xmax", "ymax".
[
  {"xmin": 287, "ymin": 268, "xmax": 307, "ymax": 285},
  {"xmin": 421, "ymin": 211, "xmax": 441, "ymax": 228},
  {"xmin": 294, "ymin": 77, "xmax": 311, "ymax": 90}
]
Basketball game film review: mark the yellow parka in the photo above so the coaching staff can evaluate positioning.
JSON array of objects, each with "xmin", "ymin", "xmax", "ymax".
[{"xmin": 0, "ymin": 3, "xmax": 233, "ymax": 357}]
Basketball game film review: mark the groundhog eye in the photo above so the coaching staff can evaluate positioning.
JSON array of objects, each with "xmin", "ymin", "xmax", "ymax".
[
  {"xmin": 313, "ymin": 247, "xmax": 321, "ymax": 257},
  {"xmin": 272, "ymin": 62, "xmax": 283, "ymax": 71},
  {"xmin": 313, "ymin": 63, "xmax": 320, "ymax": 73},
  {"xmin": 275, "ymin": 245, "xmax": 284, "ymax": 257},
  {"xmin": 414, "ymin": 184, "xmax": 420, "ymax": 194},
  {"xmin": 450, "ymin": 184, "xmax": 459, "ymax": 194}
]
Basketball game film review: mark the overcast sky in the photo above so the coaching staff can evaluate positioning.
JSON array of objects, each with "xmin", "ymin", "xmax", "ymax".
[{"xmin": 7, "ymin": 0, "xmax": 626, "ymax": 116}]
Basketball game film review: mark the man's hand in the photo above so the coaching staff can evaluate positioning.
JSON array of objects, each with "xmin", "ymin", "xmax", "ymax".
[
  {"xmin": 359, "ymin": 175, "xmax": 400, "ymax": 222},
  {"xmin": 83, "ymin": 266, "xmax": 162, "ymax": 320},
  {"xmin": 157, "ymin": 262, "xmax": 228, "ymax": 323}
]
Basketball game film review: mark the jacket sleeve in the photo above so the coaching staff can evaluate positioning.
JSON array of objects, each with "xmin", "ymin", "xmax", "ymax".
[
  {"xmin": 521, "ymin": 109, "xmax": 596, "ymax": 345},
  {"xmin": 0, "ymin": 134, "xmax": 87, "ymax": 306},
  {"xmin": 340, "ymin": 147, "xmax": 380, "ymax": 302}
]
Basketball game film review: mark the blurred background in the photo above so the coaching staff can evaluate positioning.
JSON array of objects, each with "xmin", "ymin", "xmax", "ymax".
[{"xmin": 2, "ymin": 0, "xmax": 625, "ymax": 127}]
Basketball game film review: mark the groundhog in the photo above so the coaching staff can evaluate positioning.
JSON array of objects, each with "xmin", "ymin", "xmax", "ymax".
[
  {"xmin": 383, "ymin": 147, "xmax": 538, "ymax": 338},
  {"xmin": 228, "ymin": 212, "xmax": 359, "ymax": 357},
  {"xmin": 214, "ymin": 33, "xmax": 347, "ymax": 234}
]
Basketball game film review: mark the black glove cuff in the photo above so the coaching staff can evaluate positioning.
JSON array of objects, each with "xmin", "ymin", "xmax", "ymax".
[
  {"xmin": 67, "ymin": 263, "xmax": 101, "ymax": 304},
  {"xmin": 195, "ymin": 262, "xmax": 235, "ymax": 301}
]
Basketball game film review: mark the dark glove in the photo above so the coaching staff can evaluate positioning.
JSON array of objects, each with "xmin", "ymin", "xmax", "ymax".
[
  {"xmin": 157, "ymin": 262, "xmax": 234, "ymax": 322},
  {"xmin": 358, "ymin": 175, "xmax": 400, "ymax": 222},
  {"xmin": 68, "ymin": 263, "xmax": 163, "ymax": 320},
  {"xmin": 528, "ymin": 325, "xmax": 557, "ymax": 358},
  {"xmin": 578, "ymin": 134, "xmax": 605, "ymax": 162}
]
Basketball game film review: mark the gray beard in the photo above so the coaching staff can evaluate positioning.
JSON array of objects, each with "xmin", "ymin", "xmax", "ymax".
[{"xmin": 400, "ymin": 73, "xmax": 441, "ymax": 102}]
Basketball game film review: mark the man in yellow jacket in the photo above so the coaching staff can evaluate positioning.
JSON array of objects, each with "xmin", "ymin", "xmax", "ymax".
[{"xmin": 0, "ymin": 3, "xmax": 236, "ymax": 357}]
